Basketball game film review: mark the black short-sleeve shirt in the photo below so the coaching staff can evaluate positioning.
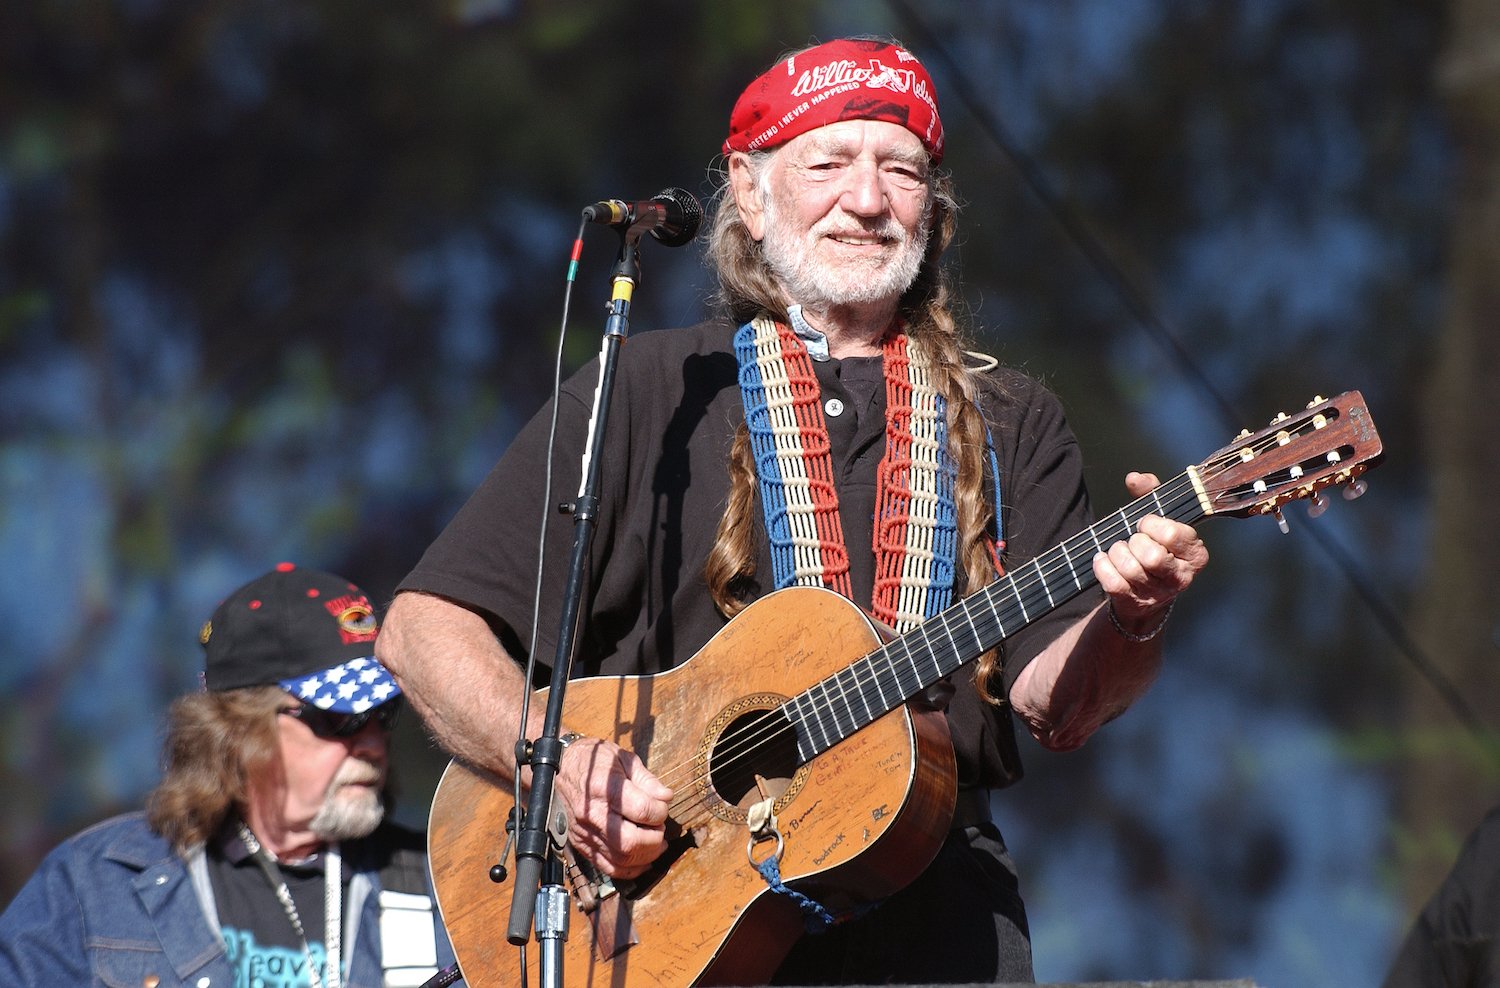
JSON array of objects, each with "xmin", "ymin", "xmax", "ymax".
[{"xmin": 400, "ymin": 321, "xmax": 1099, "ymax": 789}]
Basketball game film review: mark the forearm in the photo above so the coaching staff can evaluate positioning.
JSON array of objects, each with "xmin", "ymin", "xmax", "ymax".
[
  {"xmin": 1009, "ymin": 488, "xmax": 1206, "ymax": 750},
  {"xmin": 1008, "ymin": 600, "xmax": 1165, "ymax": 751},
  {"xmin": 376, "ymin": 590, "xmax": 542, "ymax": 781}
]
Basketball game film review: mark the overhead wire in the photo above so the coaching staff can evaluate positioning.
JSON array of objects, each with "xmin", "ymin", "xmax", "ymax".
[{"xmin": 880, "ymin": 0, "xmax": 1492, "ymax": 747}]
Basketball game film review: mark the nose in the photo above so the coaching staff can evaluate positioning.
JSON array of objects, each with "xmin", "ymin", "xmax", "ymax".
[
  {"xmin": 345, "ymin": 720, "xmax": 389, "ymax": 760},
  {"xmin": 840, "ymin": 159, "xmax": 888, "ymax": 218}
]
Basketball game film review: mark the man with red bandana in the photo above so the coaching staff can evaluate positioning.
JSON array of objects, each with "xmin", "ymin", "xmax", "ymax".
[{"xmin": 379, "ymin": 37, "xmax": 1209, "ymax": 983}]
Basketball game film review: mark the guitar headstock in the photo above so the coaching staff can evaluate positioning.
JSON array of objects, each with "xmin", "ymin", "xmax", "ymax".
[{"xmin": 1194, "ymin": 392, "xmax": 1383, "ymax": 519}]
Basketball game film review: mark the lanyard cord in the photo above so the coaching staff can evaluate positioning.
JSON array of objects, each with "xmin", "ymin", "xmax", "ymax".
[{"xmin": 238, "ymin": 822, "xmax": 342, "ymax": 988}]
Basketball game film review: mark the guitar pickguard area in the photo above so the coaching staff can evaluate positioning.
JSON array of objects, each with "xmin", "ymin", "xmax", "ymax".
[{"xmin": 698, "ymin": 693, "xmax": 811, "ymax": 823}]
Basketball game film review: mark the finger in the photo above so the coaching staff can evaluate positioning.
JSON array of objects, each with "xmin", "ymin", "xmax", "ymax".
[
  {"xmin": 1137, "ymin": 515, "xmax": 1201, "ymax": 556},
  {"xmin": 568, "ymin": 823, "xmax": 665, "ymax": 879},
  {"xmin": 1092, "ymin": 550, "xmax": 1131, "ymax": 598},
  {"xmin": 620, "ymin": 750, "xmax": 673, "ymax": 801},
  {"xmin": 599, "ymin": 812, "xmax": 668, "ymax": 872},
  {"xmin": 1105, "ymin": 540, "xmax": 1151, "ymax": 586},
  {"xmin": 1125, "ymin": 471, "xmax": 1161, "ymax": 496},
  {"xmin": 1126, "ymin": 531, "xmax": 1175, "ymax": 573},
  {"xmin": 615, "ymin": 773, "xmax": 672, "ymax": 829}
]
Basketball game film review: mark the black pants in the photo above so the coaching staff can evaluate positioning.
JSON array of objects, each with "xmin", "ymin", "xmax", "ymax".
[{"xmin": 769, "ymin": 822, "xmax": 1033, "ymax": 985}]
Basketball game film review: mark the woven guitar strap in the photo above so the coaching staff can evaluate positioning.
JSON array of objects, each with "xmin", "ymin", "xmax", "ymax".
[{"xmin": 733, "ymin": 315, "xmax": 958, "ymax": 632}]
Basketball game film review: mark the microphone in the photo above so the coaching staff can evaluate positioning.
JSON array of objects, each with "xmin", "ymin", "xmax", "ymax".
[{"xmin": 582, "ymin": 188, "xmax": 703, "ymax": 247}]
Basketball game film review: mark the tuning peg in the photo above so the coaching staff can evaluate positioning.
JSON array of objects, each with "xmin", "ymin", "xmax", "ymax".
[
  {"xmin": 1273, "ymin": 508, "xmax": 1290, "ymax": 534},
  {"xmin": 1342, "ymin": 478, "xmax": 1368, "ymax": 501},
  {"xmin": 1305, "ymin": 395, "xmax": 1327, "ymax": 408},
  {"xmin": 1307, "ymin": 492, "xmax": 1329, "ymax": 518}
]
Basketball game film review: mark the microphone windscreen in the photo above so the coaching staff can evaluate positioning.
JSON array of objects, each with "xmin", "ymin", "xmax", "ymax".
[{"xmin": 650, "ymin": 188, "xmax": 703, "ymax": 247}]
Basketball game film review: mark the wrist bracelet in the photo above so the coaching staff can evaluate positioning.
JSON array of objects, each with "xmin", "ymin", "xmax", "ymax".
[{"xmin": 1108, "ymin": 600, "xmax": 1174, "ymax": 643}]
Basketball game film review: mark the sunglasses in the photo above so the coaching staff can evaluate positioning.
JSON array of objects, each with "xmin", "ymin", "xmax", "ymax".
[{"xmin": 280, "ymin": 698, "xmax": 401, "ymax": 738}]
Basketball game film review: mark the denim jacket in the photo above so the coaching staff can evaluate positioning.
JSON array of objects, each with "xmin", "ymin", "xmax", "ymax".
[{"xmin": 0, "ymin": 812, "xmax": 454, "ymax": 988}]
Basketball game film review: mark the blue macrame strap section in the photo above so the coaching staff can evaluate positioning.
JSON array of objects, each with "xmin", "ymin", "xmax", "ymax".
[
  {"xmin": 755, "ymin": 856, "xmax": 837, "ymax": 934},
  {"xmin": 753, "ymin": 856, "xmax": 883, "ymax": 934}
]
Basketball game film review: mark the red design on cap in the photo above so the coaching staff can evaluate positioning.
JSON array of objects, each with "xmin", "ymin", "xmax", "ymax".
[
  {"xmin": 326, "ymin": 593, "xmax": 379, "ymax": 644},
  {"xmin": 723, "ymin": 39, "xmax": 944, "ymax": 164}
]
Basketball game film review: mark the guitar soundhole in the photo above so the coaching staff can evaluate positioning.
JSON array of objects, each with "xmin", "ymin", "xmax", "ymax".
[{"xmin": 709, "ymin": 707, "xmax": 800, "ymax": 812}]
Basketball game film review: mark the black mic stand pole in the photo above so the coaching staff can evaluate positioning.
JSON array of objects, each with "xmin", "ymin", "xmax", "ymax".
[{"xmin": 505, "ymin": 225, "xmax": 646, "ymax": 988}]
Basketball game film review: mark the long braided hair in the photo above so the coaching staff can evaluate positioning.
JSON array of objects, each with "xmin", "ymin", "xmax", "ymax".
[{"xmin": 702, "ymin": 149, "xmax": 1010, "ymax": 705}]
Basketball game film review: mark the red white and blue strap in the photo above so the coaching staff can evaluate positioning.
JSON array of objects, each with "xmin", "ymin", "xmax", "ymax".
[
  {"xmin": 733, "ymin": 316, "xmax": 958, "ymax": 633},
  {"xmin": 735, "ymin": 316, "xmax": 854, "ymax": 598},
  {"xmin": 873, "ymin": 335, "xmax": 957, "ymax": 630}
]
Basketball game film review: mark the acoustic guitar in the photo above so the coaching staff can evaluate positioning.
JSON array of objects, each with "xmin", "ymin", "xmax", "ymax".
[{"xmin": 428, "ymin": 391, "xmax": 1383, "ymax": 988}]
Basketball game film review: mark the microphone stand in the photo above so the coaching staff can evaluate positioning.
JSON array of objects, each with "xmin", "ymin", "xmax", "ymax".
[{"xmin": 505, "ymin": 223, "xmax": 647, "ymax": 988}]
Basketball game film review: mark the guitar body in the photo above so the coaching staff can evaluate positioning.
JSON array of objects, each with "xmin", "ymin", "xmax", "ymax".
[{"xmin": 428, "ymin": 586, "xmax": 958, "ymax": 988}]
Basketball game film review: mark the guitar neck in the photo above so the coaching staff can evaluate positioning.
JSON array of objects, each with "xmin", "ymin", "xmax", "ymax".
[{"xmin": 785, "ymin": 469, "xmax": 1209, "ymax": 761}]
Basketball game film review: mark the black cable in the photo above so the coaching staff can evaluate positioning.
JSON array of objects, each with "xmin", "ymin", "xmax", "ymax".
[
  {"xmin": 1300, "ymin": 520, "xmax": 1489, "ymax": 739},
  {"xmin": 882, "ymin": 0, "xmax": 1491, "ymax": 750},
  {"xmin": 885, "ymin": 0, "xmax": 1243, "ymax": 429}
]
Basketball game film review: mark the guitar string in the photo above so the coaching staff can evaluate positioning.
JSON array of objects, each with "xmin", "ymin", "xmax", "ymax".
[
  {"xmin": 648, "ymin": 459, "xmax": 1268, "ymax": 823},
  {"xmin": 648, "ymin": 473, "xmax": 1210, "ymax": 821},
  {"xmin": 647, "ymin": 442, "xmax": 1318, "ymax": 822},
  {"xmin": 653, "ymin": 494, "xmax": 1211, "ymax": 828},
  {"xmin": 655, "ymin": 475, "xmax": 1209, "ymax": 827},
  {"xmin": 647, "ymin": 471, "xmax": 1213, "ymax": 785},
  {"xmin": 641, "ymin": 426, "xmax": 1352, "ymax": 822}
]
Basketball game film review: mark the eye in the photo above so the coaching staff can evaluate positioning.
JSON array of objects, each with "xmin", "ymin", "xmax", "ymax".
[{"xmin": 884, "ymin": 164, "xmax": 927, "ymax": 189}]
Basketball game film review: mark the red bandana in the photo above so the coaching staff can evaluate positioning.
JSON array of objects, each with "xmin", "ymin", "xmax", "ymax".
[{"xmin": 723, "ymin": 38, "xmax": 944, "ymax": 164}]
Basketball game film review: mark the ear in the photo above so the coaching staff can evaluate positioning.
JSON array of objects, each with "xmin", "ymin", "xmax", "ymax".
[{"xmin": 727, "ymin": 153, "xmax": 767, "ymax": 242}]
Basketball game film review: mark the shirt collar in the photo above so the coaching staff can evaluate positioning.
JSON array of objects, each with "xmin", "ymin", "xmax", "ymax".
[{"xmin": 786, "ymin": 304, "xmax": 831, "ymax": 362}]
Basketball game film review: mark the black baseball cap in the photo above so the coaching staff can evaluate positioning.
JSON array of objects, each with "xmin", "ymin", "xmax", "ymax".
[{"xmin": 199, "ymin": 562, "xmax": 401, "ymax": 714}]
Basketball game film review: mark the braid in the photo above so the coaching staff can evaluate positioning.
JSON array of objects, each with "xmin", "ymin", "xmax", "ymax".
[
  {"xmin": 705, "ymin": 422, "xmax": 758, "ymax": 618},
  {"xmin": 900, "ymin": 176, "xmax": 1007, "ymax": 705},
  {"xmin": 704, "ymin": 156, "xmax": 783, "ymax": 620}
]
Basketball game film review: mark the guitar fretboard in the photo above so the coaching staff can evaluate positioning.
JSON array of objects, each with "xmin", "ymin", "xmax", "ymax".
[{"xmin": 783, "ymin": 470, "xmax": 1208, "ymax": 761}]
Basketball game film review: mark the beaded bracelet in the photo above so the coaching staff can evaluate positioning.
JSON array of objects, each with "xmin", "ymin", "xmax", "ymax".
[{"xmin": 1107, "ymin": 600, "xmax": 1175, "ymax": 643}]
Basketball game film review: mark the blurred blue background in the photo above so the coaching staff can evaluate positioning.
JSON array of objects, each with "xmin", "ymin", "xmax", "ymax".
[{"xmin": 4, "ymin": 1, "xmax": 1494, "ymax": 985}]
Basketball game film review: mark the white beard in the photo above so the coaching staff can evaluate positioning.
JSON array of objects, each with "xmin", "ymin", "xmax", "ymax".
[
  {"xmin": 760, "ymin": 181, "xmax": 930, "ymax": 309},
  {"xmin": 309, "ymin": 758, "xmax": 385, "ymax": 841}
]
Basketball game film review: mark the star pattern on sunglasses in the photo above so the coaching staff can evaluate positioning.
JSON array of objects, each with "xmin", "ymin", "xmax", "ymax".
[{"xmin": 278, "ymin": 657, "xmax": 401, "ymax": 713}]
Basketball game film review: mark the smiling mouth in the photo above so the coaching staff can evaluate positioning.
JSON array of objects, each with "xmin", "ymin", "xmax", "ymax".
[{"xmin": 828, "ymin": 233, "xmax": 891, "ymax": 247}]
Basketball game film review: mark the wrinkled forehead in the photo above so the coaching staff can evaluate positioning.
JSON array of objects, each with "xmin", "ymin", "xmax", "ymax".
[{"xmin": 781, "ymin": 119, "xmax": 931, "ymax": 167}]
